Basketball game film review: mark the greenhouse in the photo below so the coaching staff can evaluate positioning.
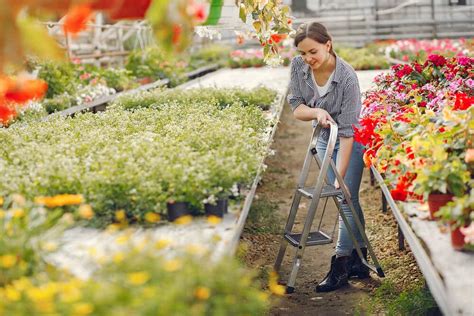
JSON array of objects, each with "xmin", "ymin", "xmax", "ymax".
[{"xmin": 0, "ymin": 0, "xmax": 473, "ymax": 315}]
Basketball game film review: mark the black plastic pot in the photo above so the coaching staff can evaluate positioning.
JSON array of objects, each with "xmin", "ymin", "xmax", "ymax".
[
  {"xmin": 204, "ymin": 199, "xmax": 228, "ymax": 218},
  {"xmin": 167, "ymin": 201, "xmax": 191, "ymax": 222}
]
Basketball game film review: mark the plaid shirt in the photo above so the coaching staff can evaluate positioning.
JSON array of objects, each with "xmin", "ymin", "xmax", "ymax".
[{"xmin": 287, "ymin": 55, "xmax": 362, "ymax": 140}]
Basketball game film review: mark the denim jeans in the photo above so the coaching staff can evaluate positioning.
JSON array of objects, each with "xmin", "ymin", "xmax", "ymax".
[{"xmin": 315, "ymin": 138, "xmax": 366, "ymax": 257}]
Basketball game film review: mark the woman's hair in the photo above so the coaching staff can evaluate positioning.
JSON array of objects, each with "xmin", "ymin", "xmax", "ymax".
[{"xmin": 294, "ymin": 22, "xmax": 335, "ymax": 55}]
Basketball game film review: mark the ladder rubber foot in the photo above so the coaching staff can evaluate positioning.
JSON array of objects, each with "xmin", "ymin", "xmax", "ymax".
[
  {"xmin": 376, "ymin": 267, "xmax": 385, "ymax": 278},
  {"xmin": 286, "ymin": 286, "xmax": 295, "ymax": 294}
]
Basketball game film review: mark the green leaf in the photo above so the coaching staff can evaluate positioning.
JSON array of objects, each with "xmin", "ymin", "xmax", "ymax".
[
  {"xmin": 16, "ymin": 15, "xmax": 64, "ymax": 61},
  {"xmin": 239, "ymin": 4, "xmax": 247, "ymax": 23}
]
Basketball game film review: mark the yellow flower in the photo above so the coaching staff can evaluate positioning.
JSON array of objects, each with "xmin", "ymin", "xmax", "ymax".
[
  {"xmin": 0, "ymin": 254, "xmax": 17, "ymax": 268},
  {"xmin": 42, "ymin": 241, "xmax": 58, "ymax": 252},
  {"xmin": 194, "ymin": 287, "xmax": 210, "ymax": 300},
  {"xmin": 145, "ymin": 212, "xmax": 160, "ymax": 223},
  {"xmin": 174, "ymin": 215, "xmax": 192, "ymax": 225},
  {"xmin": 72, "ymin": 303, "xmax": 94, "ymax": 315},
  {"xmin": 5, "ymin": 286, "xmax": 21, "ymax": 301},
  {"xmin": 155, "ymin": 239, "xmax": 171, "ymax": 250},
  {"xmin": 78, "ymin": 204, "xmax": 94, "ymax": 220},
  {"xmin": 12, "ymin": 278, "xmax": 32, "ymax": 291},
  {"xmin": 115, "ymin": 234, "xmax": 130, "ymax": 245},
  {"xmin": 269, "ymin": 282, "xmax": 286, "ymax": 296},
  {"xmin": 113, "ymin": 252, "xmax": 125, "ymax": 263},
  {"xmin": 115, "ymin": 210, "xmax": 126, "ymax": 221},
  {"xmin": 207, "ymin": 215, "xmax": 222, "ymax": 225},
  {"xmin": 127, "ymin": 272, "xmax": 150, "ymax": 285},
  {"xmin": 0, "ymin": 197, "xmax": 3, "ymax": 205},
  {"xmin": 35, "ymin": 194, "xmax": 84, "ymax": 208},
  {"xmin": 163, "ymin": 259, "xmax": 182, "ymax": 272},
  {"xmin": 12, "ymin": 208, "xmax": 25, "ymax": 218},
  {"xmin": 185, "ymin": 244, "xmax": 206, "ymax": 255}
]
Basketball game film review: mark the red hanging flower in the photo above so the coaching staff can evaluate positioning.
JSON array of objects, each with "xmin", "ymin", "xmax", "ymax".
[
  {"xmin": 63, "ymin": 4, "xmax": 93, "ymax": 35},
  {"xmin": 0, "ymin": 103, "xmax": 17, "ymax": 125},
  {"xmin": 427, "ymin": 54, "xmax": 447, "ymax": 67},
  {"xmin": 270, "ymin": 34, "xmax": 287, "ymax": 44},
  {"xmin": 3, "ymin": 78, "xmax": 48, "ymax": 104}
]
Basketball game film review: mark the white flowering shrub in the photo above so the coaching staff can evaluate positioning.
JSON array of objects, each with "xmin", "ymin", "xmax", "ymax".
[{"xmin": 0, "ymin": 89, "xmax": 277, "ymax": 225}]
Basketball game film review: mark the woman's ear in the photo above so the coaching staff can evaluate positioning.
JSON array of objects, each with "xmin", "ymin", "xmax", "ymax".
[{"xmin": 326, "ymin": 40, "xmax": 332, "ymax": 52}]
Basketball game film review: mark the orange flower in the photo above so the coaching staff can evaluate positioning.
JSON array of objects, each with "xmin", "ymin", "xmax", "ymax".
[
  {"xmin": 63, "ymin": 4, "xmax": 93, "ymax": 35},
  {"xmin": 35, "ymin": 194, "xmax": 84, "ymax": 208},
  {"xmin": 4, "ymin": 78, "xmax": 48, "ymax": 103}
]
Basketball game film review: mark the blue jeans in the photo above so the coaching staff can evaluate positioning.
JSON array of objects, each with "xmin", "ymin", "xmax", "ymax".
[{"xmin": 316, "ymin": 138, "xmax": 366, "ymax": 257}]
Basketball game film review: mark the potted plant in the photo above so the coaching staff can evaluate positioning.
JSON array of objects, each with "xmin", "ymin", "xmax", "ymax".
[
  {"xmin": 436, "ymin": 188, "xmax": 474, "ymax": 251},
  {"xmin": 414, "ymin": 157, "xmax": 470, "ymax": 219}
]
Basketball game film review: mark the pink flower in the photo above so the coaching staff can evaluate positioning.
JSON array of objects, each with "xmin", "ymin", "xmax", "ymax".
[{"xmin": 460, "ymin": 223, "xmax": 474, "ymax": 245}]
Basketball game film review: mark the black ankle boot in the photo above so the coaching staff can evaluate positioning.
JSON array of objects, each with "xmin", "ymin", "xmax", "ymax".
[
  {"xmin": 348, "ymin": 248, "xmax": 370, "ymax": 279},
  {"xmin": 315, "ymin": 255, "xmax": 349, "ymax": 292}
]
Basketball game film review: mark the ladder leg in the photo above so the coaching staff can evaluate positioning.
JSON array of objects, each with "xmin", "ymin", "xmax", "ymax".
[
  {"xmin": 286, "ymin": 255, "xmax": 301, "ymax": 293},
  {"xmin": 274, "ymin": 192, "xmax": 303, "ymax": 272}
]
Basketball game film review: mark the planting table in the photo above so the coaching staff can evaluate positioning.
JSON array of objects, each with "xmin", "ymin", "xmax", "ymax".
[
  {"xmin": 47, "ymin": 66, "xmax": 290, "ymax": 279},
  {"xmin": 371, "ymin": 167, "xmax": 474, "ymax": 316}
]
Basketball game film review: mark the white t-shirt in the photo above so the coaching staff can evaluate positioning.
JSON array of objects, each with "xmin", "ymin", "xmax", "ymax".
[{"xmin": 312, "ymin": 70, "xmax": 335, "ymax": 97}]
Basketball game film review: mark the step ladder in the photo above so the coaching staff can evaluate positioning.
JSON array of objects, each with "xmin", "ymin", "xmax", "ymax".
[{"xmin": 274, "ymin": 121, "xmax": 385, "ymax": 293}]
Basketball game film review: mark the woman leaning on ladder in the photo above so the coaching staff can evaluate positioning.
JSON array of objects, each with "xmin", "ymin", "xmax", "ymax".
[{"xmin": 287, "ymin": 22, "xmax": 369, "ymax": 292}]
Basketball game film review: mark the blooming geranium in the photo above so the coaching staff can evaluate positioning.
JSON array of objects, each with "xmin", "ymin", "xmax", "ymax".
[{"xmin": 355, "ymin": 55, "xmax": 473, "ymax": 198}]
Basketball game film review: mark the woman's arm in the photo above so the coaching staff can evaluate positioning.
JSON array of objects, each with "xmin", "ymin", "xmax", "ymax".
[
  {"xmin": 294, "ymin": 104, "xmax": 335, "ymax": 127},
  {"xmin": 334, "ymin": 136, "xmax": 353, "ymax": 190}
]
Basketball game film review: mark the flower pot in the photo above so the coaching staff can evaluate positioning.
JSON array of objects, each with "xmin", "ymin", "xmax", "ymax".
[
  {"xmin": 450, "ymin": 225, "xmax": 467, "ymax": 251},
  {"xmin": 167, "ymin": 202, "xmax": 191, "ymax": 222},
  {"xmin": 427, "ymin": 193, "xmax": 454, "ymax": 220},
  {"xmin": 204, "ymin": 199, "xmax": 228, "ymax": 218}
]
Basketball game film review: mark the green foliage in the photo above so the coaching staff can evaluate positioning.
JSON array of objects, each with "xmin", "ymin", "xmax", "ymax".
[
  {"xmin": 0, "ymin": 247, "xmax": 269, "ymax": 315},
  {"xmin": 0, "ymin": 89, "xmax": 277, "ymax": 226},
  {"xmin": 113, "ymin": 87, "xmax": 278, "ymax": 111},
  {"xmin": 42, "ymin": 94, "xmax": 76, "ymax": 114},
  {"xmin": 97, "ymin": 68, "xmax": 137, "ymax": 92},
  {"xmin": 361, "ymin": 279, "xmax": 438, "ymax": 316},
  {"xmin": 245, "ymin": 198, "xmax": 282, "ymax": 234},
  {"xmin": 126, "ymin": 46, "xmax": 188, "ymax": 87},
  {"xmin": 335, "ymin": 46, "xmax": 390, "ymax": 70},
  {"xmin": 189, "ymin": 44, "xmax": 231, "ymax": 69},
  {"xmin": 34, "ymin": 60, "xmax": 78, "ymax": 99}
]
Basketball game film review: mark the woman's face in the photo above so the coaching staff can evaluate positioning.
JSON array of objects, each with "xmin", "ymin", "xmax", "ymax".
[{"xmin": 297, "ymin": 37, "xmax": 332, "ymax": 70}]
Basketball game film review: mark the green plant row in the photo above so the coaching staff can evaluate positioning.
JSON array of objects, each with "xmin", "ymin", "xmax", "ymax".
[
  {"xmin": 0, "ymin": 198, "xmax": 270, "ymax": 315},
  {"xmin": 0, "ymin": 87, "xmax": 277, "ymax": 226}
]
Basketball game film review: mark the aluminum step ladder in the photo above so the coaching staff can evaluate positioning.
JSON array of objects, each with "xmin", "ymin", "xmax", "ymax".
[{"xmin": 274, "ymin": 121, "xmax": 385, "ymax": 294}]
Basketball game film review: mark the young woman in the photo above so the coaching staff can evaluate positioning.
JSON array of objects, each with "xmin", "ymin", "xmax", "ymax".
[{"xmin": 287, "ymin": 22, "xmax": 369, "ymax": 292}]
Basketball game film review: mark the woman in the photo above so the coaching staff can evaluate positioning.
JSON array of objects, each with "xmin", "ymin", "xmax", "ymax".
[{"xmin": 287, "ymin": 22, "xmax": 369, "ymax": 292}]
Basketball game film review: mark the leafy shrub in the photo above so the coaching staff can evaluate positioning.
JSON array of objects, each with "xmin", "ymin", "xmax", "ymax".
[
  {"xmin": 98, "ymin": 68, "xmax": 137, "ymax": 92},
  {"xmin": 113, "ymin": 87, "xmax": 277, "ymax": 111},
  {"xmin": 126, "ymin": 46, "xmax": 188, "ymax": 87},
  {"xmin": 335, "ymin": 46, "xmax": 390, "ymax": 70},
  {"xmin": 189, "ymin": 44, "xmax": 231, "ymax": 69},
  {"xmin": 0, "ymin": 89, "xmax": 276, "ymax": 225},
  {"xmin": 34, "ymin": 60, "xmax": 79, "ymax": 98},
  {"xmin": 42, "ymin": 94, "xmax": 76, "ymax": 114}
]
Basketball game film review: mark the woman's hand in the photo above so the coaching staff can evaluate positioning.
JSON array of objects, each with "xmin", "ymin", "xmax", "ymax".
[{"xmin": 313, "ymin": 108, "xmax": 335, "ymax": 128}]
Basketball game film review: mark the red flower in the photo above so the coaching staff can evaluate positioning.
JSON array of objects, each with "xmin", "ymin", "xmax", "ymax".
[
  {"xmin": 390, "ymin": 188, "xmax": 408, "ymax": 201},
  {"xmin": 414, "ymin": 63, "xmax": 423, "ymax": 73},
  {"xmin": 3, "ymin": 78, "xmax": 48, "ymax": 104},
  {"xmin": 419, "ymin": 101, "xmax": 427, "ymax": 108},
  {"xmin": 439, "ymin": 127, "xmax": 446, "ymax": 133},
  {"xmin": 0, "ymin": 103, "xmax": 17, "ymax": 125},
  {"xmin": 270, "ymin": 34, "xmax": 286, "ymax": 44},
  {"xmin": 394, "ymin": 64, "xmax": 413, "ymax": 79},
  {"xmin": 427, "ymin": 54, "xmax": 447, "ymax": 67},
  {"xmin": 63, "ymin": 4, "xmax": 93, "ymax": 35},
  {"xmin": 453, "ymin": 92, "xmax": 474, "ymax": 111},
  {"xmin": 172, "ymin": 24, "xmax": 182, "ymax": 45}
]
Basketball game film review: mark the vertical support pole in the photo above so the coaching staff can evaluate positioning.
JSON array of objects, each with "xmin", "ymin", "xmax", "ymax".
[
  {"xmin": 398, "ymin": 225, "xmax": 405, "ymax": 250},
  {"xmin": 382, "ymin": 190, "xmax": 387, "ymax": 213}
]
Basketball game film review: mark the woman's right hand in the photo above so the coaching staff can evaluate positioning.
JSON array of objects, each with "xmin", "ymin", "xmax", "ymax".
[{"xmin": 313, "ymin": 108, "xmax": 335, "ymax": 128}]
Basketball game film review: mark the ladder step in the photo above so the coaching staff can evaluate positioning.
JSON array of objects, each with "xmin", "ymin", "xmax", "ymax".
[
  {"xmin": 284, "ymin": 231, "xmax": 333, "ymax": 247},
  {"xmin": 297, "ymin": 185, "xmax": 342, "ymax": 199}
]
